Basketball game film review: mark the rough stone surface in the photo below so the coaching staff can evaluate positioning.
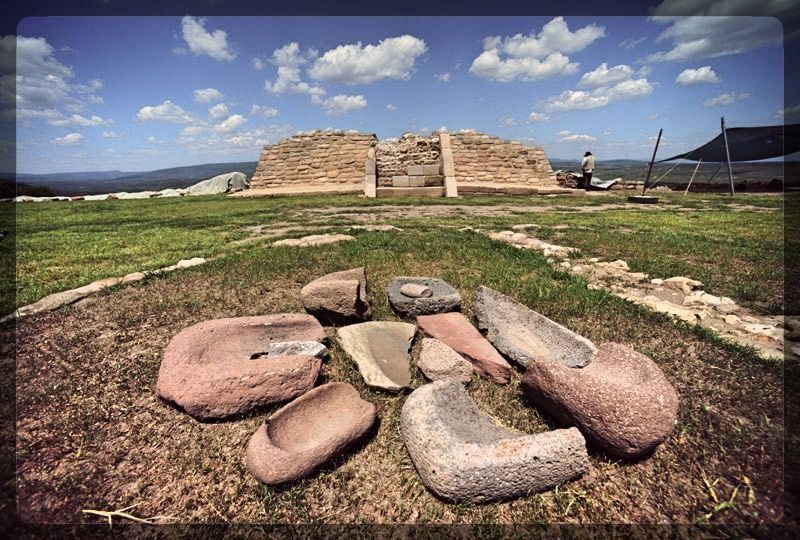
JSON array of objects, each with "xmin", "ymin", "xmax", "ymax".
[
  {"xmin": 399, "ymin": 283, "xmax": 433, "ymax": 298},
  {"xmin": 474, "ymin": 286, "xmax": 596, "ymax": 368},
  {"xmin": 246, "ymin": 382, "xmax": 377, "ymax": 484},
  {"xmin": 272, "ymin": 234, "xmax": 356, "ymax": 247},
  {"xmin": 416, "ymin": 312, "xmax": 512, "ymax": 384},
  {"xmin": 156, "ymin": 314, "xmax": 326, "ymax": 421},
  {"xmin": 388, "ymin": 277, "xmax": 461, "ymax": 317},
  {"xmin": 301, "ymin": 267, "xmax": 372, "ymax": 325},
  {"xmin": 251, "ymin": 130, "xmax": 376, "ymax": 189},
  {"xmin": 417, "ymin": 338, "xmax": 473, "ymax": 383},
  {"xmin": 337, "ymin": 321, "xmax": 416, "ymax": 391},
  {"xmin": 663, "ymin": 276, "xmax": 703, "ymax": 295},
  {"xmin": 376, "ymin": 134, "xmax": 441, "ymax": 187},
  {"xmin": 450, "ymin": 131, "xmax": 554, "ymax": 186},
  {"xmin": 267, "ymin": 341, "xmax": 328, "ymax": 359},
  {"xmin": 401, "ymin": 379, "xmax": 589, "ymax": 503},
  {"xmin": 522, "ymin": 342, "xmax": 679, "ymax": 459}
]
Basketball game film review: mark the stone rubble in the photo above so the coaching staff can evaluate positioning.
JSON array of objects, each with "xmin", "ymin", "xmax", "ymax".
[
  {"xmin": 388, "ymin": 277, "xmax": 461, "ymax": 317},
  {"xmin": 272, "ymin": 234, "xmax": 356, "ymax": 247},
  {"xmin": 486, "ymin": 228, "xmax": 786, "ymax": 360},
  {"xmin": 416, "ymin": 338, "xmax": 474, "ymax": 384}
]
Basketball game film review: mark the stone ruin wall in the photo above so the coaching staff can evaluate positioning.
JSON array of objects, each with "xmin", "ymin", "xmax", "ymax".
[
  {"xmin": 249, "ymin": 129, "xmax": 555, "ymax": 191},
  {"xmin": 375, "ymin": 134, "xmax": 441, "ymax": 187},
  {"xmin": 250, "ymin": 131, "xmax": 376, "ymax": 189},
  {"xmin": 449, "ymin": 131, "xmax": 555, "ymax": 185}
]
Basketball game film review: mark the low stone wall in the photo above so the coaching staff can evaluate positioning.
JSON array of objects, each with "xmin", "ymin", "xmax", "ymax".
[
  {"xmin": 376, "ymin": 134, "xmax": 441, "ymax": 187},
  {"xmin": 449, "ymin": 131, "xmax": 554, "ymax": 185},
  {"xmin": 251, "ymin": 131, "xmax": 376, "ymax": 189}
]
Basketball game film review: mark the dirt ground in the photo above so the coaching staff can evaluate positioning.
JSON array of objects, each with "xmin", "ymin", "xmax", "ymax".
[{"xmin": 11, "ymin": 236, "xmax": 788, "ymax": 526}]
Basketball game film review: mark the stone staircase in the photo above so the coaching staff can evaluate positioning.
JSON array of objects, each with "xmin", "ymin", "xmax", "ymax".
[{"xmin": 376, "ymin": 164, "xmax": 445, "ymax": 197}]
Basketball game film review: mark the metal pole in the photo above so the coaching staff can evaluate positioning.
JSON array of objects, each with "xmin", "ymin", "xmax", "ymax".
[
  {"xmin": 684, "ymin": 159, "xmax": 702, "ymax": 195},
  {"xmin": 721, "ymin": 117, "xmax": 735, "ymax": 196},
  {"xmin": 642, "ymin": 128, "xmax": 663, "ymax": 195},
  {"xmin": 706, "ymin": 164, "xmax": 723, "ymax": 184}
]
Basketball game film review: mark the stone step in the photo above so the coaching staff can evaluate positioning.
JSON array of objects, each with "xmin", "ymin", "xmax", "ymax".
[
  {"xmin": 376, "ymin": 187, "xmax": 445, "ymax": 198},
  {"xmin": 392, "ymin": 175, "xmax": 445, "ymax": 188}
]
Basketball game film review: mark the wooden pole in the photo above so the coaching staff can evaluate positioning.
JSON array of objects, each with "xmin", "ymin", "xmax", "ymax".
[
  {"xmin": 721, "ymin": 117, "xmax": 735, "ymax": 196},
  {"xmin": 684, "ymin": 159, "xmax": 702, "ymax": 195},
  {"xmin": 642, "ymin": 128, "xmax": 663, "ymax": 195}
]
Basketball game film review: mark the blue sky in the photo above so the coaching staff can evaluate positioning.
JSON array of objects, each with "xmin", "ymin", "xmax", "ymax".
[{"xmin": 3, "ymin": 12, "xmax": 791, "ymax": 173}]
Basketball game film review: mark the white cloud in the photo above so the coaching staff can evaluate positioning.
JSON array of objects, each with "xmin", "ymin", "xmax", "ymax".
[
  {"xmin": 3, "ymin": 35, "xmax": 104, "ymax": 118},
  {"xmin": 540, "ymin": 78, "xmax": 654, "ymax": 112},
  {"xmin": 577, "ymin": 63, "xmax": 634, "ymax": 87},
  {"xmin": 52, "ymin": 132, "xmax": 83, "ymax": 145},
  {"xmin": 271, "ymin": 42, "xmax": 307, "ymax": 67},
  {"xmin": 102, "ymin": 130, "xmax": 121, "ymax": 139},
  {"xmin": 252, "ymin": 57, "xmax": 265, "ymax": 70},
  {"xmin": 527, "ymin": 112, "xmax": 549, "ymax": 122},
  {"xmin": 644, "ymin": 113, "xmax": 662, "ymax": 120},
  {"xmin": 215, "ymin": 114, "xmax": 247, "ymax": 132},
  {"xmin": 250, "ymin": 104, "xmax": 279, "ymax": 117},
  {"xmin": 172, "ymin": 46, "xmax": 187, "ymax": 56},
  {"xmin": 264, "ymin": 66, "xmax": 326, "ymax": 97},
  {"xmin": 180, "ymin": 16, "xmax": 237, "ymax": 62},
  {"xmin": 146, "ymin": 135, "xmax": 162, "ymax": 144},
  {"xmin": 620, "ymin": 36, "xmax": 647, "ymax": 50},
  {"xmin": 386, "ymin": 103, "xmax": 397, "ymax": 111},
  {"xmin": 48, "ymin": 113, "xmax": 112, "ymax": 127},
  {"xmin": 308, "ymin": 35, "xmax": 427, "ymax": 84},
  {"xmin": 497, "ymin": 115, "xmax": 517, "ymax": 128},
  {"xmin": 208, "ymin": 102, "xmax": 229, "ymax": 119},
  {"xmin": 137, "ymin": 100, "xmax": 195, "ymax": 123},
  {"xmin": 675, "ymin": 66, "xmax": 721, "ymax": 85},
  {"xmin": 637, "ymin": 66, "xmax": 652, "ymax": 77},
  {"xmin": 703, "ymin": 91, "xmax": 750, "ymax": 106},
  {"xmin": 311, "ymin": 94, "xmax": 367, "ymax": 116},
  {"xmin": 435, "ymin": 72, "xmax": 451, "ymax": 82},
  {"xmin": 642, "ymin": 15, "xmax": 783, "ymax": 63},
  {"xmin": 556, "ymin": 130, "xmax": 597, "ymax": 142},
  {"xmin": 469, "ymin": 17, "xmax": 606, "ymax": 82},
  {"xmin": 193, "ymin": 88, "xmax": 223, "ymax": 103}
]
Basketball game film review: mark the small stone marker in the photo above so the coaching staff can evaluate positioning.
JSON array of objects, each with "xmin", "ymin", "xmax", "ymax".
[
  {"xmin": 388, "ymin": 277, "xmax": 461, "ymax": 317},
  {"xmin": 399, "ymin": 283, "xmax": 432, "ymax": 298},
  {"xmin": 417, "ymin": 338, "xmax": 473, "ymax": 383}
]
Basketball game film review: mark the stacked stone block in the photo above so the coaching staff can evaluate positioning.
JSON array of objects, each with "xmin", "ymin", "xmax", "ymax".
[
  {"xmin": 391, "ymin": 164, "xmax": 444, "ymax": 188},
  {"xmin": 250, "ymin": 130, "xmax": 377, "ymax": 189},
  {"xmin": 376, "ymin": 134, "xmax": 441, "ymax": 187},
  {"xmin": 449, "ymin": 131, "xmax": 554, "ymax": 186}
]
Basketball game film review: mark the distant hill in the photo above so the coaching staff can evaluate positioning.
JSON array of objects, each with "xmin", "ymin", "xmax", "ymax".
[{"xmin": 5, "ymin": 162, "xmax": 257, "ymax": 196}]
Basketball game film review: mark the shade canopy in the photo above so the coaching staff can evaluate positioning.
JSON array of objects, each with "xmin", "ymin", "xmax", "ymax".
[{"xmin": 657, "ymin": 124, "xmax": 800, "ymax": 163}]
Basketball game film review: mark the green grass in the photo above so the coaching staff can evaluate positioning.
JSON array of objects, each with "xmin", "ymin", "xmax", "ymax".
[
  {"xmin": 12, "ymin": 226, "xmax": 786, "ymax": 524},
  {"xmin": 6, "ymin": 191, "xmax": 784, "ymax": 316}
]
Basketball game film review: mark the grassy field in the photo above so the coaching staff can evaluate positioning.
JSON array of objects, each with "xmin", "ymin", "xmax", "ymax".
[{"xmin": 7, "ymin": 191, "xmax": 793, "ymax": 526}]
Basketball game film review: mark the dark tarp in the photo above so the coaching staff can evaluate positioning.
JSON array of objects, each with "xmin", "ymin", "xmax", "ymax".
[{"xmin": 657, "ymin": 124, "xmax": 800, "ymax": 163}]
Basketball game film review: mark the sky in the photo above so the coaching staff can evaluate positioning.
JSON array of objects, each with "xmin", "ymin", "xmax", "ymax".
[{"xmin": 2, "ymin": 10, "xmax": 793, "ymax": 174}]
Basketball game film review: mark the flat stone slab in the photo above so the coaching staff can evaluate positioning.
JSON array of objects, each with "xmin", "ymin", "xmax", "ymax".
[
  {"xmin": 388, "ymin": 277, "xmax": 461, "ymax": 317},
  {"xmin": 156, "ymin": 314, "xmax": 326, "ymax": 421},
  {"xmin": 337, "ymin": 321, "xmax": 416, "ymax": 391},
  {"xmin": 417, "ymin": 338, "xmax": 473, "ymax": 383},
  {"xmin": 401, "ymin": 379, "xmax": 589, "ymax": 504},
  {"xmin": 246, "ymin": 382, "xmax": 377, "ymax": 484},
  {"xmin": 474, "ymin": 286, "xmax": 596, "ymax": 369},
  {"xmin": 522, "ymin": 342, "xmax": 679, "ymax": 459},
  {"xmin": 273, "ymin": 234, "xmax": 356, "ymax": 247},
  {"xmin": 301, "ymin": 267, "xmax": 372, "ymax": 325},
  {"xmin": 416, "ymin": 312, "xmax": 512, "ymax": 384}
]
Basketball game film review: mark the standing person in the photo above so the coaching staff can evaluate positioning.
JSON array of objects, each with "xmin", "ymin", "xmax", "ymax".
[{"xmin": 581, "ymin": 151, "xmax": 595, "ymax": 191}]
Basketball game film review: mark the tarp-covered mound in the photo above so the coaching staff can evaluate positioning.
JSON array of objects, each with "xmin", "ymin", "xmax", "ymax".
[
  {"xmin": 555, "ymin": 170, "xmax": 620, "ymax": 190},
  {"xmin": 186, "ymin": 172, "xmax": 249, "ymax": 195}
]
